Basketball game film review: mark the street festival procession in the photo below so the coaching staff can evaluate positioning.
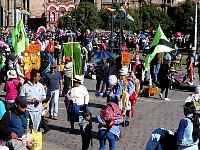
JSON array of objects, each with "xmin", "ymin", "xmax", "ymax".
[{"xmin": 2, "ymin": 0, "xmax": 200, "ymax": 150}]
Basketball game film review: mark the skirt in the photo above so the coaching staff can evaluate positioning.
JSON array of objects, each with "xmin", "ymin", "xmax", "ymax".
[{"xmin": 67, "ymin": 101, "xmax": 89, "ymax": 122}]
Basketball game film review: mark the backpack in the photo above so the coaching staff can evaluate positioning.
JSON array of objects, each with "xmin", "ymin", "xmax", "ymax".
[{"xmin": 99, "ymin": 102, "xmax": 122, "ymax": 121}]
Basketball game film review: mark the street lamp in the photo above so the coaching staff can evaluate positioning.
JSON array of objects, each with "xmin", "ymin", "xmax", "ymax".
[
  {"xmin": 0, "ymin": 1, "xmax": 1, "ymax": 31},
  {"xmin": 110, "ymin": 0, "xmax": 114, "ymax": 54},
  {"xmin": 74, "ymin": 4, "xmax": 77, "ymax": 41},
  {"xmin": 14, "ymin": 0, "xmax": 17, "ymax": 27}
]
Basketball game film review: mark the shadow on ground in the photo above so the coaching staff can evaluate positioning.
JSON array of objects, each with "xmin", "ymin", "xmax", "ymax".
[
  {"xmin": 89, "ymin": 102, "xmax": 104, "ymax": 109},
  {"xmin": 48, "ymin": 124, "xmax": 99, "ymax": 139}
]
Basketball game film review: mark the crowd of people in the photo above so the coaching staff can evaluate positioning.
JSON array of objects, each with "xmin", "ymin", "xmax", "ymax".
[{"xmin": 0, "ymin": 26, "xmax": 199, "ymax": 150}]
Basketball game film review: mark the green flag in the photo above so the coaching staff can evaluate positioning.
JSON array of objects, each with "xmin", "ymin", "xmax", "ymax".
[
  {"xmin": 12, "ymin": 20, "xmax": 29, "ymax": 55},
  {"xmin": 144, "ymin": 25, "xmax": 173, "ymax": 71},
  {"xmin": 63, "ymin": 42, "xmax": 82, "ymax": 75}
]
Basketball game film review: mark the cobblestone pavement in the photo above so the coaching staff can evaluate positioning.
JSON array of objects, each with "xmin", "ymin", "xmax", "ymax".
[
  {"xmin": 0, "ymin": 79, "xmax": 193, "ymax": 150},
  {"xmin": 41, "ymin": 79, "xmax": 193, "ymax": 150}
]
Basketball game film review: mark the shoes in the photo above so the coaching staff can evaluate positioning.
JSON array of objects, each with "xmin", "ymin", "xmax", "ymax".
[
  {"xmin": 125, "ymin": 121, "xmax": 129, "ymax": 127},
  {"xmin": 121, "ymin": 121, "xmax": 129, "ymax": 127},
  {"xmin": 53, "ymin": 116, "xmax": 58, "ymax": 120},
  {"xmin": 95, "ymin": 93, "xmax": 100, "ymax": 97},
  {"xmin": 188, "ymin": 82, "xmax": 194, "ymax": 85},
  {"xmin": 159, "ymin": 93, "xmax": 163, "ymax": 99},
  {"xmin": 164, "ymin": 98, "xmax": 170, "ymax": 101},
  {"xmin": 43, "ymin": 129, "xmax": 50, "ymax": 134},
  {"xmin": 48, "ymin": 115, "xmax": 53, "ymax": 119},
  {"xmin": 69, "ymin": 129, "xmax": 75, "ymax": 134},
  {"xmin": 99, "ymin": 92, "xmax": 104, "ymax": 97}
]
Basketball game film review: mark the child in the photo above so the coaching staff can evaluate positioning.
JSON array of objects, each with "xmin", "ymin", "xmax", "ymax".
[{"xmin": 79, "ymin": 113, "xmax": 92, "ymax": 150}]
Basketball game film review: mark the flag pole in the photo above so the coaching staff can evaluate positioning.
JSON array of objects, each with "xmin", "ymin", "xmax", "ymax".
[
  {"xmin": 71, "ymin": 37, "xmax": 74, "ymax": 87},
  {"xmin": 195, "ymin": 1, "xmax": 197, "ymax": 50}
]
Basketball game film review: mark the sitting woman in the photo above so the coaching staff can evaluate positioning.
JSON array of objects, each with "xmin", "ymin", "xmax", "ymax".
[
  {"xmin": 175, "ymin": 102, "xmax": 199, "ymax": 150},
  {"xmin": 97, "ymin": 96, "xmax": 123, "ymax": 150}
]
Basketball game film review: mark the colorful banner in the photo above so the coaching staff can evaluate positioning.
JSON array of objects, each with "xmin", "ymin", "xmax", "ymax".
[{"xmin": 63, "ymin": 42, "xmax": 82, "ymax": 75}]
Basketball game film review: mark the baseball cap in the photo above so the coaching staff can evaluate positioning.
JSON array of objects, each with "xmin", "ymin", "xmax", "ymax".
[
  {"xmin": 182, "ymin": 102, "xmax": 196, "ymax": 110},
  {"xmin": 15, "ymin": 96, "xmax": 28, "ymax": 108}
]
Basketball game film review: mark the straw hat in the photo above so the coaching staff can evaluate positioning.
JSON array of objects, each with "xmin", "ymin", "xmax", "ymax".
[
  {"xmin": 73, "ymin": 75, "xmax": 82, "ymax": 83},
  {"xmin": 7, "ymin": 70, "xmax": 17, "ymax": 79},
  {"xmin": 119, "ymin": 66, "xmax": 129, "ymax": 76}
]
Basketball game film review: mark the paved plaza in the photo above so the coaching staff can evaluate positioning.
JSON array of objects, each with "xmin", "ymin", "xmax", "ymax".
[{"xmin": 40, "ymin": 79, "xmax": 193, "ymax": 150}]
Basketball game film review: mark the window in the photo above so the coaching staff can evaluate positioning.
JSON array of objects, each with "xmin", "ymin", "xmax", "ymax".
[
  {"xmin": 50, "ymin": 12, "xmax": 56, "ymax": 22},
  {"xmin": 49, "ymin": 0, "xmax": 58, "ymax": 3}
]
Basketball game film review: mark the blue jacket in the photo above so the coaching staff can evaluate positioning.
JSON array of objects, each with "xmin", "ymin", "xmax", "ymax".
[
  {"xmin": 8, "ymin": 111, "xmax": 28, "ymax": 138},
  {"xmin": 97, "ymin": 115, "xmax": 123, "ymax": 139},
  {"xmin": 146, "ymin": 128, "xmax": 167, "ymax": 150},
  {"xmin": 176, "ymin": 114, "xmax": 199, "ymax": 146}
]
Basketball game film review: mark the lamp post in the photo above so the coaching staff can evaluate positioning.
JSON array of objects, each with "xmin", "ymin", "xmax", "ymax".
[
  {"xmin": 14, "ymin": 0, "xmax": 16, "ymax": 27},
  {"xmin": 110, "ymin": 0, "xmax": 114, "ymax": 54},
  {"xmin": 0, "ymin": 1, "xmax": 1, "ymax": 32},
  {"xmin": 74, "ymin": 5, "xmax": 77, "ymax": 41},
  {"xmin": 119, "ymin": 11, "xmax": 122, "ymax": 53}
]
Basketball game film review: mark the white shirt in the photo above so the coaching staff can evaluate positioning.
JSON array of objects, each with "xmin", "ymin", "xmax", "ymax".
[
  {"xmin": 68, "ymin": 85, "xmax": 89, "ymax": 105},
  {"xmin": 20, "ymin": 81, "xmax": 46, "ymax": 111}
]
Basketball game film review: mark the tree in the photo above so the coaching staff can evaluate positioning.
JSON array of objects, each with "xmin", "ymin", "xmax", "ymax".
[
  {"xmin": 171, "ymin": 0, "xmax": 195, "ymax": 33},
  {"xmin": 98, "ymin": 9, "xmax": 111, "ymax": 30},
  {"xmin": 57, "ymin": 13, "xmax": 73, "ymax": 29},
  {"xmin": 75, "ymin": 2, "xmax": 101, "ymax": 30},
  {"xmin": 58, "ymin": 2, "xmax": 100, "ymax": 30},
  {"xmin": 138, "ymin": 4, "xmax": 171, "ymax": 31}
]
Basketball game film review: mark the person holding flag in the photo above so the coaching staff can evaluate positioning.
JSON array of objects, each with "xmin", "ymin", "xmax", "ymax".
[
  {"xmin": 12, "ymin": 20, "xmax": 29, "ymax": 55},
  {"xmin": 144, "ymin": 25, "xmax": 173, "ymax": 100}
]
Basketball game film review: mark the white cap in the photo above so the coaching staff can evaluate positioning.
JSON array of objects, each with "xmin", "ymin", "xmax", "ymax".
[{"xmin": 108, "ymin": 75, "xmax": 117, "ymax": 86}]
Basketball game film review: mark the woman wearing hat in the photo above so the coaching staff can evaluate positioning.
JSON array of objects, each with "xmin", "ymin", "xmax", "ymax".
[
  {"xmin": 97, "ymin": 96, "xmax": 123, "ymax": 150},
  {"xmin": 66, "ymin": 75, "xmax": 89, "ymax": 133},
  {"xmin": 4, "ymin": 70, "xmax": 21, "ymax": 107},
  {"xmin": 118, "ymin": 67, "xmax": 132, "ymax": 126},
  {"xmin": 175, "ymin": 102, "xmax": 199, "ymax": 150}
]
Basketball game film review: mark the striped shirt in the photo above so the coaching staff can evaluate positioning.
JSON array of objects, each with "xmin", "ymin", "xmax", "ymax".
[{"xmin": 64, "ymin": 62, "xmax": 73, "ymax": 78}]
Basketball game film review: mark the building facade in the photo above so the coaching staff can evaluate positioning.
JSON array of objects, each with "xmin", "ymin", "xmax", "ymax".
[
  {"xmin": 0, "ymin": 0, "xmax": 186, "ymax": 29},
  {"xmin": 46, "ymin": 2, "xmax": 75, "ymax": 26}
]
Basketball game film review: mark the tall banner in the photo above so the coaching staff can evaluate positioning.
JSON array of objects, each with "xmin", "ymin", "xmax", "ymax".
[{"xmin": 63, "ymin": 42, "xmax": 82, "ymax": 76}]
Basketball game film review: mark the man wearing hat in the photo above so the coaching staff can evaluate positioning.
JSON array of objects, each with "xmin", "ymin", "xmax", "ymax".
[
  {"xmin": 64, "ymin": 56, "xmax": 73, "ymax": 95},
  {"xmin": 0, "ymin": 96, "xmax": 29, "ymax": 142},
  {"xmin": 45, "ymin": 64, "xmax": 62, "ymax": 120},
  {"xmin": 176, "ymin": 102, "xmax": 199, "ymax": 150}
]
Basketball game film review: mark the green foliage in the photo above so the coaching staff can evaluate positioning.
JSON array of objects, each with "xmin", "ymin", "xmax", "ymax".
[
  {"xmin": 98, "ymin": 9, "xmax": 111, "ymax": 30},
  {"xmin": 171, "ymin": 0, "xmax": 195, "ymax": 33},
  {"xmin": 57, "ymin": 13, "xmax": 73, "ymax": 29},
  {"xmin": 75, "ymin": 2, "xmax": 101, "ymax": 30},
  {"xmin": 58, "ymin": 2, "xmax": 100, "ymax": 30},
  {"xmin": 138, "ymin": 4, "xmax": 171, "ymax": 31},
  {"xmin": 58, "ymin": 0, "xmax": 195, "ymax": 33}
]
